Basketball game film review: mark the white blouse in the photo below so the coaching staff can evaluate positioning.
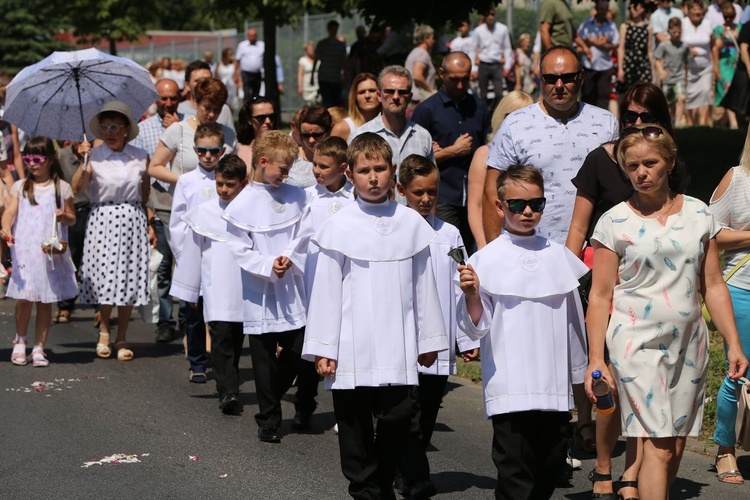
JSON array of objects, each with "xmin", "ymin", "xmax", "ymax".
[{"xmin": 89, "ymin": 144, "xmax": 148, "ymax": 204}]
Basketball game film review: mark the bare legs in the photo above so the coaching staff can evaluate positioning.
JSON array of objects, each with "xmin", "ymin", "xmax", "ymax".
[
  {"xmin": 638, "ymin": 437, "xmax": 686, "ymax": 500},
  {"xmin": 98, "ymin": 304, "xmax": 133, "ymax": 344},
  {"xmin": 15, "ymin": 299, "xmax": 52, "ymax": 346}
]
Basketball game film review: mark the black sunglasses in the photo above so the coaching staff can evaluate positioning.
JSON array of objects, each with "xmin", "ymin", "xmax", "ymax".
[
  {"xmin": 541, "ymin": 72, "xmax": 580, "ymax": 85},
  {"xmin": 300, "ymin": 131, "xmax": 326, "ymax": 140},
  {"xmin": 621, "ymin": 126, "xmax": 665, "ymax": 140},
  {"xmin": 194, "ymin": 146, "xmax": 224, "ymax": 155},
  {"xmin": 252, "ymin": 113, "xmax": 275, "ymax": 123},
  {"xmin": 622, "ymin": 110, "xmax": 657, "ymax": 125},
  {"xmin": 504, "ymin": 197, "xmax": 547, "ymax": 213},
  {"xmin": 381, "ymin": 88, "xmax": 411, "ymax": 96}
]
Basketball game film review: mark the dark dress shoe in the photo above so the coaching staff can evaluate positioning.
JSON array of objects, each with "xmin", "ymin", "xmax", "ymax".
[
  {"xmin": 258, "ymin": 425, "xmax": 281, "ymax": 443},
  {"xmin": 219, "ymin": 394, "xmax": 242, "ymax": 415},
  {"xmin": 291, "ymin": 410, "xmax": 311, "ymax": 431},
  {"xmin": 407, "ymin": 480, "xmax": 437, "ymax": 499},
  {"xmin": 155, "ymin": 325, "xmax": 176, "ymax": 343}
]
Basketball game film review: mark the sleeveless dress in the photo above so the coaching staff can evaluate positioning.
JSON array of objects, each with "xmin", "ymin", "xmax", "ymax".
[
  {"xmin": 6, "ymin": 180, "xmax": 78, "ymax": 303},
  {"xmin": 713, "ymin": 24, "xmax": 742, "ymax": 106},
  {"xmin": 592, "ymin": 196, "xmax": 716, "ymax": 437},
  {"xmin": 618, "ymin": 23, "xmax": 652, "ymax": 94}
]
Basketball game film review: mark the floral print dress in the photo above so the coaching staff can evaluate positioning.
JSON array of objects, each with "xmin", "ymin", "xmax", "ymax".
[{"xmin": 592, "ymin": 196, "xmax": 716, "ymax": 437}]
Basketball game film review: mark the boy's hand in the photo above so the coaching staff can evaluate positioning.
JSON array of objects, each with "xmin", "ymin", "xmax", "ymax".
[
  {"xmin": 418, "ymin": 351, "xmax": 438, "ymax": 368},
  {"xmin": 273, "ymin": 256, "xmax": 292, "ymax": 278},
  {"xmin": 315, "ymin": 356, "xmax": 336, "ymax": 377},
  {"xmin": 460, "ymin": 348, "xmax": 479, "ymax": 362},
  {"xmin": 458, "ymin": 264, "xmax": 479, "ymax": 299}
]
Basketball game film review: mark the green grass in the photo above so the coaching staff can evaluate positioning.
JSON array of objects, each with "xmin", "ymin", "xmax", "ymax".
[{"xmin": 456, "ymin": 357, "xmax": 482, "ymax": 383}]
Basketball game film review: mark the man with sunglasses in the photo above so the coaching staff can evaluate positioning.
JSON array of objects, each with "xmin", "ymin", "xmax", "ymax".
[
  {"xmin": 705, "ymin": 0, "xmax": 743, "ymax": 28},
  {"xmin": 352, "ymin": 65, "xmax": 434, "ymax": 203},
  {"xmin": 483, "ymin": 45, "xmax": 618, "ymax": 246}
]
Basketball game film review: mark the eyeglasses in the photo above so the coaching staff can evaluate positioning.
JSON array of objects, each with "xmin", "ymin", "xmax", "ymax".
[
  {"xmin": 621, "ymin": 126, "xmax": 665, "ymax": 140},
  {"xmin": 194, "ymin": 146, "xmax": 224, "ymax": 155},
  {"xmin": 381, "ymin": 88, "xmax": 411, "ymax": 96},
  {"xmin": 22, "ymin": 155, "xmax": 47, "ymax": 165},
  {"xmin": 504, "ymin": 197, "xmax": 547, "ymax": 213},
  {"xmin": 541, "ymin": 72, "xmax": 580, "ymax": 85},
  {"xmin": 99, "ymin": 124, "xmax": 126, "ymax": 134},
  {"xmin": 252, "ymin": 113, "xmax": 275, "ymax": 123},
  {"xmin": 622, "ymin": 110, "xmax": 658, "ymax": 125},
  {"xmin": 300, "ymin": 131, "xmax": 326, "ymax": 140}
]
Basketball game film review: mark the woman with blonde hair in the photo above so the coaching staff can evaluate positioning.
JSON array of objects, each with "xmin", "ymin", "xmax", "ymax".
[
  {"xmin": 466, "ymin": 90, "xmax": 533, "ymax": 249},
  {"xmin": 338, "ymin": 73, "xmax": 381, "ymax": 141},
  {"xmin": 708, "ymin": 126, "xmax": 750, "ymax": 484}
]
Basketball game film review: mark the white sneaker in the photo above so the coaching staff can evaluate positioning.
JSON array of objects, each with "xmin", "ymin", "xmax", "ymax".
[
  {"xmin": 566, "ymin": 456, "xmax": 582, "ymax": 470},
  {"xmin": 333, "ymin": 423, "xmax": 339, "ymax": 434}
]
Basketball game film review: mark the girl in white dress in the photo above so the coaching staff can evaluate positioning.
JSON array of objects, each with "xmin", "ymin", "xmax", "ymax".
[{"xmin": 1, "ymin": 137, "xmax": 78, "ymax": 367}]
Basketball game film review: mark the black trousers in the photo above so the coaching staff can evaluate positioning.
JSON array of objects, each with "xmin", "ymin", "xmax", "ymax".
[
  {"xmin": 208, "ymin": 321, "xmax": 244, "ymax": 397},
  {"xmin": 247, "ymin": 328, "xmax": 304, "ymax": 428},
  {"xmin": 58, "ymin": 203, "xmax": 90, "ymax": 311},
  {"xmin": 436, "ymin": 203, "xmax": 475, "ymax": 255},
  {"xmin": 241, "ymin": 71, "xmax": 262, "ymax": 104},
  {"xmin": 581, "ymin": 67, "xmax": 614, "ymax": 111},
  {"xmin": 491, "ymin": 411, "xmax": 570, "ymax": 500},
  {"xmin": 478, "ymin": 61, "xmax": 505, "ymax": 107},
  {"xmin": 398, "ymin": 374, "xmax": 449, "ymax": 484},
  {"xmin": 332, "ymin": 386, "xmax": 416, "ymax": 500}
]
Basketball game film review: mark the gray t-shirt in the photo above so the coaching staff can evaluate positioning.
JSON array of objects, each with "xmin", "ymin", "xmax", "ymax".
[{"xmin": 654, "ymin": 41, "xmax": 688, "ymax": 85}]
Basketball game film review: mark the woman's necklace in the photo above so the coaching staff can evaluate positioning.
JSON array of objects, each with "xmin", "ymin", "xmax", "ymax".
[{"xmin": 634, "ymin": 192, "xmax": 675, "ymax": 221}]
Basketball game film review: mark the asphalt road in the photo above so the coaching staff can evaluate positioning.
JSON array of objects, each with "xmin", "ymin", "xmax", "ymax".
[{"xmin": 0, "ymin": 300, "xmax": 748, "ymax": 499}]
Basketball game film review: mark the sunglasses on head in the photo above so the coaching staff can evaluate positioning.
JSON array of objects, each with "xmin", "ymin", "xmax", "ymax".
[
  {"xmin": 622, "ymin": 110, "xmax": 657, "ymax": 125},
  {"xmin": 621, "ymin": 125, "xmax": 665, "ymax": 140},
  {"xmin": 504, "ymin": 197, "xmax": 547, "ymax": 213},
  {"xmin": 252, "ymin": 113, "xmax": 275, "ymax": 123},
  {"xmin": 300, "ymin": 131, "xmax": 326, "ymax": 140},
  {"xmin": 194, "ymin": 146, "xmax": 224, "ymax": 155},
  {"xmin": 541, "ymin": 72, "xmax": 580, "ymax": 85},
  {"xmin": 22, "ymin": 155, "xmax": 47, "ymax": 165},
  {"xmin": 381, "ymin": 88, "xmax": 411, "ymax": 96}
]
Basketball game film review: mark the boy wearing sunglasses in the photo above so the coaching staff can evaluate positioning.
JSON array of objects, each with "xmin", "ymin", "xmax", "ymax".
[
  {"xmin": 457, "ymin": 164, "xmax": 589, "ymax": 500},
  {"xmin": 170, "ymin": 122, "xmax": 226, "ymax": 383}
]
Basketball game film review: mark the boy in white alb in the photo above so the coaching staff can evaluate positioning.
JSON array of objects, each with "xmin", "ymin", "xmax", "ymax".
[
  {"xmin": 294, "ymin": 135, "xmax": 355, "ymax": 431},
  {"xmin": 222, "ymin": 130, "xmax": 314, "ymax": 443},
  {"xmin": 170, "ymin": 155, "xmax": 248, "ymax": 415},
  {"xmin": 302, "ymin": 133, "xmax": 449, "ymax": 499},
  {"xmin": 457, "ymin": 165, "xmax": 588, "ymax": 500},
  {"xmin": 394, "ymin": 154, "xmax": 480, "ymax": 498},
  {"xmin": 170, "ymin": 123, "xmax": 226, "ymax": 383}
]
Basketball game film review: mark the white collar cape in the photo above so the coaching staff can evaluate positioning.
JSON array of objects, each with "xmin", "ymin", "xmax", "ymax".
[
  {"xmin": 468, "ymin": 231, "xmax": 589, "ymax": 298},
  {"xmin": 312, "ymin": 198, "xmax": 436, "ymax": 262},
  {"xmin": 222, "ymin": 182, "xmax": 309, "ymax": 233},
  {"xmin": 183, "ymin": 199, "xmax": 230, "ymax": 242}
]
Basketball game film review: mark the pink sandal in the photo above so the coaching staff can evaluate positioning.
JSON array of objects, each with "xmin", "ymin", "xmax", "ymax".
[
  {"xmin": 11, "ymin": 338, "xmax": 27, "ymax": 366},
  {"xmin": 31, "ymin": 346, "xmax": 48, "ymax": 368}
]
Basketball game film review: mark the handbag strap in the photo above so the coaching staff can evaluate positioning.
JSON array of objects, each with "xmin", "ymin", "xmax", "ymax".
[{"xmin": 724, "ymin": 252, "xmax": 750, "ymax": 283}]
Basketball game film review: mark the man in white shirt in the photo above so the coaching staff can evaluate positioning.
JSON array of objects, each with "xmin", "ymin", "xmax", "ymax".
[
  {"xmin": 473, "ymin": 8, "xmax": 514, "ymax": 106},
  {"xmin": 650, "ymin": 0, "xmax": 685, "ymax": 45},
  {"xmin": 706, "ymin": 0, "xmax": 743, "ymax": 28},
  {"xmin": 234, "ymin": 28, "xmax": 264, "ymax": 104}
]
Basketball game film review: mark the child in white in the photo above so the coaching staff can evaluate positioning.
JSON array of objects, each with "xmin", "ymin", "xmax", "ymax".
[
  {"xmin": 395, "ymin": 154, "xmax": 480, "ymax": 497},
  {"xmin": 457, "ymin": 165, "xmax": 588, "ymax": 500},
  {"xmin": 2, "ymin": 137, "xmax": 78, "ymax": 367},
  {"xmin": 302, "ymin": 133, "xmax": 449, "ymax": 499},
  {"xmin": 222, "ymin": 130, "xmax": 313, "ymax": 443},
  {"xmin": 170, "ymin": 155, "xmax": 249, "ymax": 415}
]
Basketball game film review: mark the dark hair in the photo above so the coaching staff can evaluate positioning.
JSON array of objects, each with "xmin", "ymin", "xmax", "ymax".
[
  {"xmin": 299, "ymin": 105, "xmax": 333, "ymax": 132},
  {"xmin": 399, "ymin": 154, "xmax": 438, "ymax": 188},
  {"xmin": 22, "ymin": 137, "xmax": 65, "ymax": 207},
  {"xmin": 185, "ymin": 60, "xmax": 211, "ymax": 84},
  {"xmin": 97, "ymin": 110, "xmax": 129, "ymax": 127},
  {"xmin": 193, "ymin": 78, "xmax": 228, "ymax": 106},
  {"xmin": 347, "ymin": 132, "xmax": 393, "ymax": 169},
  {"xmin": 194, "ymin": 122, "xmax": 225, "ymax": 144},
  {"xmin": 216, "ymin": 155, "xmax": 247, "ymax": 181},
  {"xmin": 314, "ymin": 136, "xmax": 348, "ymax": 166},
  {"xmin": 667, "ymin": 17, "xmax": 682, "ymax": 30},
  {"xmin": 496, "ymin": 165, "xmax": 544, "ymax": 200},
  {"xmin": 237, "ymin": 97, "xmax": 276, "ymax": 145},
  {"xmin": 539, "ymin": 44, "xmax": 582, "ymax": 73}
]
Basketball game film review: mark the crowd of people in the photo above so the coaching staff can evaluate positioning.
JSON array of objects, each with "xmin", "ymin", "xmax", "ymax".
[{"xmin": 2, "ymin": 2, "xmax": 750, "ymax": 499}]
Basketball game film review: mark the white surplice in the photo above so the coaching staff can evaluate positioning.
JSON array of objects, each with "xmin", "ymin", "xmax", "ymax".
[
  {"xmin": 422, "ymin": 214, "xmax": 479, "ymax": 376},
  {"xmin": 169, "ymin": 199, "xmax": 247, "ymax": 323},
  {"xmin": 169, "ymin": 165, "xmax": 217, "ymax": 262},
  {"xmin": 222, "ymin": 182, "xmax": 313, "ymax": 335},
  {"xmin": 302, "ymin": 198, "xmax": 450, "ymax": 390},
  {"xmin": 456, "ymin": 231, "xmax": 589, "ymax": 418}
]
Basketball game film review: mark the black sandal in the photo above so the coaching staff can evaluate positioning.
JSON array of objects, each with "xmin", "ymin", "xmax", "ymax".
[
  {"xmin": 615, "ymin": 477, "xmax": 638, "ymax": 500},
  {"xmin": 588, "ymin": 469, "xmax": 618, "ymax": 499}
]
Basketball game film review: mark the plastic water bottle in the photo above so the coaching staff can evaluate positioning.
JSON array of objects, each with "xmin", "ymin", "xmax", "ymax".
[{"xmin": 592, "ymin": 370, "xmax": 616, "ymax": 415}]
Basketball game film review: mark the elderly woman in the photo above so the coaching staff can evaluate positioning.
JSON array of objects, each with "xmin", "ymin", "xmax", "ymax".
[
  {"xmin": 235, "ymin": 96, "xmax": 276, "ymax": 171},
  {"xmin": 708, "ymin": 126, "xmax": 750, "ymax": 484},
  {"xmin": 405, "ymin": 24, "xmax": 437, "ymax": 108},
  {"xmin": 148, "ymin": 77, "xmax": 236, "ymax": 191},
  {"xmin": 586, "ymin": 124, "xmax": 748, "ymax": 499},
  {"xmin": 73, "ymin": 101, "xmax": 156, "ymax": 361}
]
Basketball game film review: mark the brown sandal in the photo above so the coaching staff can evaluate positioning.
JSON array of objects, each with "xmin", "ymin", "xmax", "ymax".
[
  {"xmin": 716, "ymin": 453, "xmax": 744, "ymax": 484},
  {"xmin": 55, "ymin": 310, "xmax": 71, "ymax": 323}
]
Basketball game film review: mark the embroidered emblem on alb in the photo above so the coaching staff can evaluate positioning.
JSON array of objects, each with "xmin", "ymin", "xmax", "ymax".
[
  {"xmin": 202, "ymin": 186, "xmax": 214, "ymax": 199},
  {"xmin": 271, "ymin": 200, "xmax": 286, "ymax": 213},
  {"xmin": 328, "ymin": 201, "xmax": 343, "ymax": 215},
  {"xmin": 374, "ymin": 218, "xmax": 393, "ymax": 235},
  {"xmin": 519, "ymin": 253, "xmax": 540, "ymax": 272}
]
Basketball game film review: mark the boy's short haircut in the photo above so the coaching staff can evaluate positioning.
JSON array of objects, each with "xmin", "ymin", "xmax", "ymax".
[
  {"xmin": 667, "ymin": 17, "xmax": 682, "ymax": 30},
  {"xmin": 216, "ymin": 154, "xmax": 247, "ymax": 181},
  {"xmin": 299, "ymin": 105, "xmax": 333, "ymax": 132},
  {"xmin": 347, "ymin": 132, "xmax": 393, "ymax": 169},
  {"xmin": 252, "ymin": 130, "xmax": 298, "ymax": 168},
  {"xmin": 314, "ymin": 136, "xmax": 348, "ymax": 166},
  {"xmin": 398, "ymin": 154, "xmax": 438, "ymax": 188},
  {"xmin": 194, "ymin": 122, "xmax": 225, "ymax": 144},
  {"xmin": 496, "ymin": 165, "xmax": 545, "ymax": 199}
]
